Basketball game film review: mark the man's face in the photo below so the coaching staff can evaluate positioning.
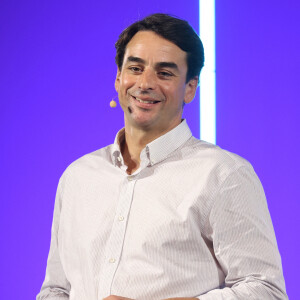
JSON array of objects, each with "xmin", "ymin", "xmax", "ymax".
[{"xmin": 115, "ymin": 31, "xmax": 198, "ymax": 134}]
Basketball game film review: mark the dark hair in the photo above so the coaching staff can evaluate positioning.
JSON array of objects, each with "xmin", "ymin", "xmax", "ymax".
[{"xmin": 115, "ymin": 13, "xmax": 204, "ymax": 82}]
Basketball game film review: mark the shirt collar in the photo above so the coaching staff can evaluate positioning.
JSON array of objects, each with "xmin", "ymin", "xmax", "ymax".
[{"xmin": 111, "ymin": 120, "xmax": 192, "ymax": 168}]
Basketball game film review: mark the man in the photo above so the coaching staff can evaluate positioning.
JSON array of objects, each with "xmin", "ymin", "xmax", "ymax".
[{"xmin": 37, "ymin": 14, "xmax": 288, "ymax": 300}]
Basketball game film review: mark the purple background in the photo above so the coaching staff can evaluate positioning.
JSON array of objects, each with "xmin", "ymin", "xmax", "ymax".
[{"xmin": 0, "ymin": 1, "xmax": 298, "ymax": 299}]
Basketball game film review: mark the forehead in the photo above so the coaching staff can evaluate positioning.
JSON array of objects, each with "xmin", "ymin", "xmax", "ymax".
[{"xmin": 124, "ymin": 31, "xmax": 187, "ymax": 68}]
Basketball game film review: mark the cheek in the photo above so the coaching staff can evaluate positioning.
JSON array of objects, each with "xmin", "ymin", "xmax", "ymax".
[
  {"xmin": 119, "ymin": 74, "xmax": 135, "ymax": 92},
  {"xmin": 162, "ymin": 79, "xmax": 186, "ymax": 98},
  {"xmin": 165, "ymin": 86, "xmax": 185, "ymax": 103},
  {"xmin": 177, "ymin": 83, "xmax": 188, "ymax": 99},
  {"xmin": 161, "ymin": 83, "xmax": 175, "ymax": 96}
]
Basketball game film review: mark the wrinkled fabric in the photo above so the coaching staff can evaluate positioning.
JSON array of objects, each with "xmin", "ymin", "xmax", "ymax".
[{"xmin": 37, "ymin": 120, "xmax": 288, "ymax": 300}]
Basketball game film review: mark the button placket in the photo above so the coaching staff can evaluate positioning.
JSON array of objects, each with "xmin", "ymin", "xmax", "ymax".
[
  {"xmin": 97, "ymin": 176, "xmax": 137, "ymax": 300},
  {"xmin": 127, "ymin": 175, "xmax": 135, "ymax": 181}
]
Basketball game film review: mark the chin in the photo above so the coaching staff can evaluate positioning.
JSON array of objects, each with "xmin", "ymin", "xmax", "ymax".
[{"xmin": 131, "ymin": 116, "xmax": 159, "ymax": 130}]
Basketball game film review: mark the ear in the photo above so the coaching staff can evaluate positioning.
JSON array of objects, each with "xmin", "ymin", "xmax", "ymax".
[
  {"xmin": 184, "ymin": 76, "xmax": 198, "ymax": 104},
  {"xmin": 115, "ymin": 68, "xmax": 121, "ymax": 92}
]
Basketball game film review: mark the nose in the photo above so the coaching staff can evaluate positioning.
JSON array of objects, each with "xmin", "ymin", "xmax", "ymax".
[{"xmin": 137, "ymin": 69, "xmax": 157, "ymax": 90}]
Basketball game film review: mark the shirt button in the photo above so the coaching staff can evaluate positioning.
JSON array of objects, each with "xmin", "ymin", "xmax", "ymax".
[
  {"xmin": 118, "ymin": 216, "xmax": 124, "ymax": 221},
  {"xmin": 109, "ymin": 258, "xmax": 116, "ymax": 263},
  {"xmin": 117, "ymin": 157, "xmax": 122, "ymax": 162},
  {"xmin": 128, "ymin": 176, "xmax": 134, "ymax": 181}
]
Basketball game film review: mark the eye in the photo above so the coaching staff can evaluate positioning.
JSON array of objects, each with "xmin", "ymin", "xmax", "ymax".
[
  {"xmin": 158, "ymin": 71, "xmax": 173, "ymax": 78},
  {"xmin": 128, "ymin": 66, "xmax": 142, "ymax": 73}
]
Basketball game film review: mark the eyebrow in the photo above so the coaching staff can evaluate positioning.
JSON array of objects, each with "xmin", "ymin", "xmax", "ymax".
[
  {"xmin": 126, "ymin": 56, "xmax": 179, "ymax": 72},
  {"xmin": 126, "ymin": 56, "xmax": 146, "ymax": 64},
  {"xmin": 155, "ymin": 62, "xmax": 179, "ymax": 71}
]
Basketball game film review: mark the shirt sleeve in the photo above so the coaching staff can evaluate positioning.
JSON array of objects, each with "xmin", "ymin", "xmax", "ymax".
[
  {"xmin": 36, "ymin": 177, "xmax": 70, "ymax": 300},
  {"xmin": 199, "ymin": 165, "xmax": 288, "ymax": 300}
]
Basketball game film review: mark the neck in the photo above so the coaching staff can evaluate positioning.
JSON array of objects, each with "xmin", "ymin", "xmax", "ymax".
[
  {"xmin": 121, "ymin": 121, "xmax": 180, "ymax": 174},
  {"xmin": 121, "ymin": 127, "xmax": 154, "ymax": 175}
]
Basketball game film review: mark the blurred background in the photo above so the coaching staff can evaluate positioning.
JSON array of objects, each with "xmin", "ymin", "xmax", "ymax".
[{"xmin": 0, "ymin": 0, "xmax": 299, "ymax": 298}]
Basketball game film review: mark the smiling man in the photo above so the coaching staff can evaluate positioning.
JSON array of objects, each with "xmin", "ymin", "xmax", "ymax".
[
  {"xmin": 37, "ymin": 14, "xmax": 288, "ymax": 300},
  {"xmin": 115, "ymin": 29, "xmax": 198, "ymax": 175}
]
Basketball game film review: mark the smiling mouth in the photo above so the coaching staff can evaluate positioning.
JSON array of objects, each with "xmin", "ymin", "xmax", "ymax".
[{"xmin": 132, "ymin": 95, "xmax": 161, "ymax": 104}]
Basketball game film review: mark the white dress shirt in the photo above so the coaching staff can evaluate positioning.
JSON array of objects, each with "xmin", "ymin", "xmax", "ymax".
[{"xmin": 37, "ymin": 120, "xmax": 288, "ymax": 300}]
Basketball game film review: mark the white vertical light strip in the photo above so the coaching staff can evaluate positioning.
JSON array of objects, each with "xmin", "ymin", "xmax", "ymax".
[{"xmin": 199, "ymin": 0, "xmax": 216, "ymax": 144}]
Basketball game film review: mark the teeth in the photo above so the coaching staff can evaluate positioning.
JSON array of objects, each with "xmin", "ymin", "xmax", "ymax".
[{"xmin": 135, "ymin": 97, "xmax": 156, "ymax": 104}]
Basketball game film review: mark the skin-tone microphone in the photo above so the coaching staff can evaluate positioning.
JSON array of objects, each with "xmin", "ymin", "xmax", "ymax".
[{"xmin": 110, "ymin": 99, "xmax": 117, "ymax": 108}]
